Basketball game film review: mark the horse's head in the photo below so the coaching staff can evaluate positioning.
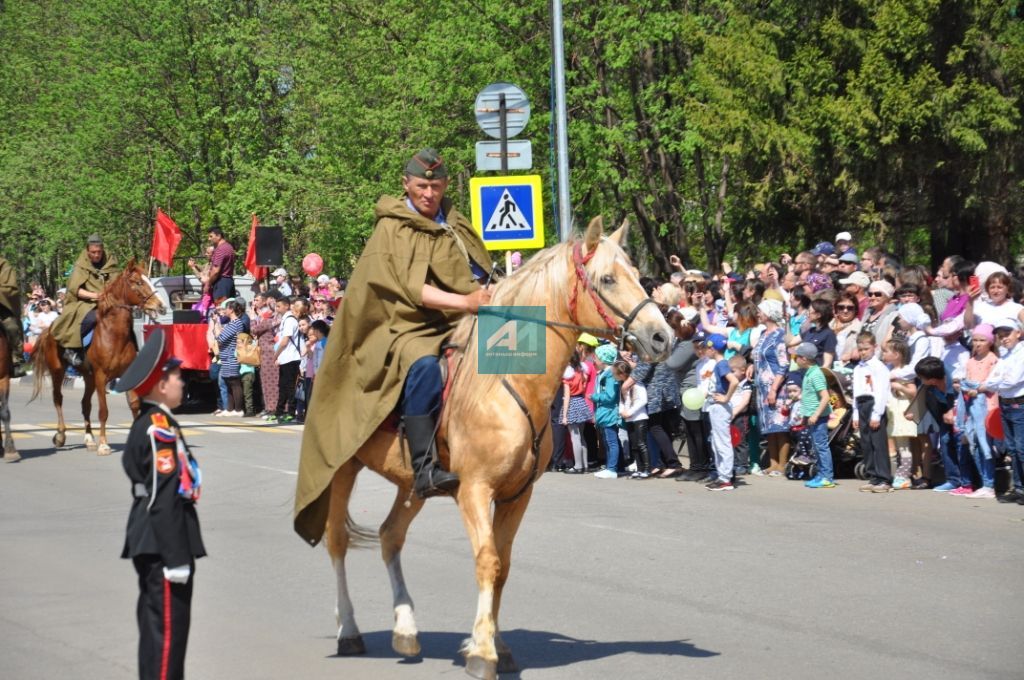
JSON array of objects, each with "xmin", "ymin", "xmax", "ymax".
[
  {"xmin": 109, "ymin": 260, "xmax": 167, "ymax": 320},
  {"xmin": 571, "ymin": 216, "xmax": 672, "ymax": 362}
]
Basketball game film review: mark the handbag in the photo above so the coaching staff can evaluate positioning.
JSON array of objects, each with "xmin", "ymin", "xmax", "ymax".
[{"xmin": 236, "ymin": 332, "xmax": 261, "ymax": 366}]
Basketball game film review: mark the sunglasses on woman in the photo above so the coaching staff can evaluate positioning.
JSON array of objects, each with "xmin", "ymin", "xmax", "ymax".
[
  {"xmin": 835, "ymin": 304, "xmax": 856, "ymax": 312},
  {"xmin": 867, "ymin": 291, "xmax": 886, "ymax": 297}
]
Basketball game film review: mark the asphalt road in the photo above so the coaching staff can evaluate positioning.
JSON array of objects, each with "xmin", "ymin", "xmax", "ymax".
[{"xmin": 1, "ymin": 378, "xmax": 1022, "ymax": 680}]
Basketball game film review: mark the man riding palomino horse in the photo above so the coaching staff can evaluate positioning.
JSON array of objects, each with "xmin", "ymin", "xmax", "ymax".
[
  {"xmin": 0, "ymin": 255, "xmax": 27, "ymax": 378},
  {"xmin": 49, "ymin": 234, "xmax": 119, "ymax": 369},
  {"xmin": 296, "ymin": 148, "xmax": 493, "ymax": 538}
]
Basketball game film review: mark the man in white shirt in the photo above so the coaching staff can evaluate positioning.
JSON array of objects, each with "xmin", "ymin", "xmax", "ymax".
[{"xmin": 270, "ymin": 296, "xmax": 302, "ymax": 423}]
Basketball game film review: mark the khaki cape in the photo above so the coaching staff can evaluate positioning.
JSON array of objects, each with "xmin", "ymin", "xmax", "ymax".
[
  {"xmin": 0, "ymin": 257, "xmax": 20, "ymax": 318},
  {"xmin": 50, "ymin": 250, "xmax": 119, "ymax": 349},
  {"xmin": 294, "ymin": 196, "xmax": 492, "ymax": 545}
]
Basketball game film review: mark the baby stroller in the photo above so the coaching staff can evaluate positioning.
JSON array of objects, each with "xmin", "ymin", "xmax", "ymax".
[{"xmin": 786, "ymin": 367, "xmax": 863, "ymax": 479}]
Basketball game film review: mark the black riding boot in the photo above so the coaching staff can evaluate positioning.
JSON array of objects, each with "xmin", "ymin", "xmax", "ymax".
[
  {"xmin": 63, "ymin": 347, "xmax": 84, "ymax": 369},
  {"xmin": 405, "ymin": 414, "xmax": 459, "ymax": 499}
]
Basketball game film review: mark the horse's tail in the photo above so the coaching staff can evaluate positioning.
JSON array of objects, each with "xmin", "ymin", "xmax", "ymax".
[
  {"xmin": 346, "ymin": 513, "xmax": 379, "ymax": 549},
  {"xmin": 28, "ymin": 332, "xmax": 52, "ymax": 403}
]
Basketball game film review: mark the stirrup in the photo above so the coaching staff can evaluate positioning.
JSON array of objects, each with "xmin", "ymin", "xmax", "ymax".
[{"xmin": 414, "ymin": 464, "xmax": 459, "ymax": 499}]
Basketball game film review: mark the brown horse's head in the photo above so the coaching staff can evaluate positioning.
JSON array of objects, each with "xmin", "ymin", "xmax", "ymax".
[
  {"xmin": 573, "ymin": 216, "xmax": 672, "ymax": 362},
  {"xmin": 104, "ymin": 259, "xmax": 167, "ymax": 320}
]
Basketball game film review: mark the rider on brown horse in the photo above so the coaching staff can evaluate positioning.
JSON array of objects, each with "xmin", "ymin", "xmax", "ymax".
[
  {"xmin": 0, "ymin": 256, "xmax": 27, "ymax": 378},
  {"xmin": 296, "ymin": 149, "xmax": 494, "ymax": 538},
  {"xmin": 49, "ymin": 234, "xmax": 119, "ymax": 368}
]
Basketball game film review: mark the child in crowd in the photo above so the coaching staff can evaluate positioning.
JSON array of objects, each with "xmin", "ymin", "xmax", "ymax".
[
  {"xmin": 679, "ymin": 335, "xmax": 714, "ymax": 482},
  {"xmin": 794, "ymin": 342, "xmax": 835, "ymax": 488},
  {"xmin": 728, "ymin": 355, "xmax": 753, "ymax": 478},
  {"xmin": 980, "ymin": 319, "xmax": 1024, "ymax": 504},
  {"xmin": 589, "ymin": 344, "xmax": 623, "ymax": 479},
  {"xmin": 615, "ymin": 361, "xmax": 651, "ymax": 479},
  {"xmin": 785, "ymin": 374, "xmax": 816, "ymax": 474},
  {"xmin": 705, "ymin": 334, "xmax": 740, "ymax": 491},
  {"xmin": 560, "ymin": 350, "xmax": 593, "ymax": 474},
  {"xmin": 913, "ymin": 357, "xmax": 964, "ymax": 493},
  {"xmin": 852, "ymin": 332, "xmax": 892, "ymax": 492},
  {"xmin": 884, "ymin": 337, "xmax": 922, "ymax": 489},
  {"xmin": 957, "ymin": 324, "xmax": 998, "ymax": 499}
]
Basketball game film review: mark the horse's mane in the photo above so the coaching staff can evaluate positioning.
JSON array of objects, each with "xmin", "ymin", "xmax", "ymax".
[
  {"xmin": 446, "ymin": 237, "xmax": 626, "ymax": 417},
  {"xmin": 97, "ymin": 263, "xmax": 144, "ymax": 312}
]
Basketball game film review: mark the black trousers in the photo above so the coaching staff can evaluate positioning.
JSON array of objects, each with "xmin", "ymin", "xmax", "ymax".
[
  {"xmin": 626, "ymin": 420, "xmax": 651, "ymax": 472},
  {"xmin": 682, "ymin": 415, "xmax": 712, "ymax": 471},
  {"xmin": 648, "ymin": 408, "xmax": 682, "ymax": 468},
  {"xmin": 276, "ymin": 360, "xmax": 301, "ymax": 415},
  {"xmin": 857, "ymin": 397, "xmax": 892, "ymax": 484},
  {"xmin": 133, "ymin": 555, "xmax": 193, "ymax": 680}
]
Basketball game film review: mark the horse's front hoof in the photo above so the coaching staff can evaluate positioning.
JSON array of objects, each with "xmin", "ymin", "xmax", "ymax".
[
  {"xmin": 85, "ymin": 440, "xmax": 97, "ymax": 451},
  {"xmin": 336, "ymin": 635, "xmax": 366, "ymax": 656},
  {"xmin": 52, "ymin": 433, "xmax": 65, "ymax": 448},
  {"xmin": 465, "ymin": 655, "xmax": 498, "ymax": 680},
  {"xmin": 497, "ymin": 650, "xmax": 518, "ymax": 674},
  {"xmin": 392, "ymin": 632, "xmax": 421, "ymax": 657},
  {"xmin": 97, "ymin": 444, "xmax": 112, "ymax": 456},
  {"xmin": 4, "ymin": 451, "xmax": 21, "ymax": 463}
]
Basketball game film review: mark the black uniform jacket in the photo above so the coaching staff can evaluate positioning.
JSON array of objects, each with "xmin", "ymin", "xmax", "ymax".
[{"xmin": 122, "ymin": 402, "xmax": 206, "ymax": 566}]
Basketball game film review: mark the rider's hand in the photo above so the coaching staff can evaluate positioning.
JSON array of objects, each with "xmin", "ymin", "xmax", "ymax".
[{"xmin": 464, "ymin": 286, "xmax": 493, "ymax": 313}]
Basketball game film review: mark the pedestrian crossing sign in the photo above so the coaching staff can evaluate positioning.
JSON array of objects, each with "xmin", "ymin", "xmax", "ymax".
[{"xmin": 469, "ymin": 175, "xmax": 545, "ymax": 251}]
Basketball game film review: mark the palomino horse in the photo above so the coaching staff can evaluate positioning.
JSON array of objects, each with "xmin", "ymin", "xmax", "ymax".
[
  {"xmin": 0, "ymin": 332, "xmax": 18, "ymax": 462},
  {"xmin": 324, "ymin": 217, "xmax": 672, "ymax": 679},
  {"xmin": 32, "ymin": 260, "xmax": 165, "ymax": 455}
]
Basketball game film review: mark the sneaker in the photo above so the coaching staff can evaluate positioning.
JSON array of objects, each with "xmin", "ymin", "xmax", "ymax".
[
  {"xmin": 891, "ymin": 477, "xmax": 910, "ymax": 490},
  {"xmin": 593, "ymin": 469, "xmax": 618, "ymax": 479},
  {"xmin": 949, "ymin": 486, "xmax": 974, "ymax": 496},
  {"xmin": 965, "ymin": 487, "xmax": 995, "ymax": 499},
  {"xmin": 859, "ymin": 483, "xmax": 876, "ymax": 493},
  {"xmin": 278, "ymin": 414, "xmax": 295, "ymax": 423},
  {"xmin": 997, "ymin": 490, "xmax": 1023, "ymax": 504},
  {"xmin": 805, "ymin": 477, "xmax": 835, "ymax": 489},
  {"xmin": 932, "ymin": 482, "xmax": 956, "ymax": 493},
  {"xmin": 264, "ymin": 414, "xmax": 278, "ymax": 424},
  {"xmin": 705, "ymin": 479, "xmax": 734, "ymax": 491},
  {"xmin": 871, "ymin": 483, "xmax": 894, "ymax": 493},
  {"xmin": 750, "ymin": 463, "xmax": 763, "ymax": 476},
  {"xmin": 628, "ymin": 471, "xmax": 651, "ymax": 479}
]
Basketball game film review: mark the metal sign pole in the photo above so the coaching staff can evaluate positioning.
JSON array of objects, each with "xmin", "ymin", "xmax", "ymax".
[
  {"xmin": 499, "ymin": 93, "xmax": 508, "ymax": 173},
  {"xmin": 552, "ymin": 0, "xmax": 572, "ymax": 242}
]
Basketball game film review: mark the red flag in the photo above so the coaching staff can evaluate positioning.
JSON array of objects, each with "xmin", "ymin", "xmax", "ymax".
[
  {"xmin": 244, "ymin": 214, "xmax": 268, "ymax": 280},
  {"xmin": 150, "ymin": 209, "xmax": 183, "ymax": 266}
]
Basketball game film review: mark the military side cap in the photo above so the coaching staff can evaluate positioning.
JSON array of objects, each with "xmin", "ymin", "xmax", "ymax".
[
  {"xmin": 405, "ymin": 148, "xmax": 448, "ymax": 179},
  {"xmin": 87, "ymin": 233, "xmax": 104, "ymax": 245},
  {"xmin": 114, "ymin": 328, "xmax": 182, "ymax": 395}
]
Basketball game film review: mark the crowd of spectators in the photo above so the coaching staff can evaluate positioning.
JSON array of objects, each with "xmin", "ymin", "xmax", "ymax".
[{"xmin": 550, "ymin": 232, "xmax": 1024, "ymax": 504}]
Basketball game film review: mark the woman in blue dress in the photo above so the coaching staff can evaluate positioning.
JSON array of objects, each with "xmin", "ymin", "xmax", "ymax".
[{"xmin": 753, "ymin": 299, "xmax": 791, "ymax": 475}]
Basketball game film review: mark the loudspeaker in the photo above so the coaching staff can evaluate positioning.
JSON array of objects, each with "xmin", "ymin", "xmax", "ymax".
[
  {"xmin": 255, "ymin": 226, "xmax": 283, "ymax": 266},
  {"xmin": 173, "ymin": 309, "xmax": 204, "ymax": 324}
]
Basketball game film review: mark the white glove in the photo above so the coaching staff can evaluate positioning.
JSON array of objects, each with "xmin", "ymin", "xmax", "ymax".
[{"xmin": 163, "ymin": 565, "xmax": 191, "ymax": 584}]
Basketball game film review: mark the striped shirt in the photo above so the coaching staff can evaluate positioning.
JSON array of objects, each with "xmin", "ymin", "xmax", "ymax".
[{"xmin": 217, "ymin": 318, "xmax": 246, "ymax": 377}]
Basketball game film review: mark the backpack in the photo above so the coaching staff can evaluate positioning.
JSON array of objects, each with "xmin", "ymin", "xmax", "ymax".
[{"xmin": 236, "ymin": 332, "xmax": 260, "ymax": 366}]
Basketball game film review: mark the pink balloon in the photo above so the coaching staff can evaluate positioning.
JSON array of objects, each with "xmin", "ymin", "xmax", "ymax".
[{"xmin": 302, "ymin": 253, "xmax": 323, "ymax": 277}]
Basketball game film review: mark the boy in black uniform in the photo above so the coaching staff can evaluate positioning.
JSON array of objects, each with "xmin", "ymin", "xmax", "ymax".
[{"xmin": 115, "ymin": 328, "xmax": 205, "ymax": 680}]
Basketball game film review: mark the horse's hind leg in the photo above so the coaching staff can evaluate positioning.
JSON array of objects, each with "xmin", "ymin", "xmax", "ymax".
[
  {"xmin": 49, "ymin": 359, "xmax": 68, "ymax": 449},
  {"xmin": 0, "ymin": 379, "xmax": 18, "ymax": 462},
  {"xmin": 325, "ymin": 458, "xmax": 366, "ymax": 656},
  {"xmin": 489, "ymin": 488, "xmax": 534, "ymax": 674},
  {"xmin": 381, "ymin": 488, "xmax": 425, "ymax": 657}
]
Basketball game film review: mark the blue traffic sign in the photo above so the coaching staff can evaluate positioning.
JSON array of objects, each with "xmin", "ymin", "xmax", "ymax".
[{"xmin": 469, "ymin": 175, "xmax": 545, "ymax": 251}]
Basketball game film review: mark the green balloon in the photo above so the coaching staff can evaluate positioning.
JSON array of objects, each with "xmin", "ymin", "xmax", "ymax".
[{"xmin": 682, "ymin": 388, "xmax": 705, "ymax": 411}]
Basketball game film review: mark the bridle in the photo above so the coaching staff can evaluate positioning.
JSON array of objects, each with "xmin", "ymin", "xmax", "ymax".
[
  {"xmin": 99, "ymin": 271, "xmax": 161, "ymax": 314},
  {"xmin": 567, "ymin": 240, "xmax": 659, "ymax": 349}
]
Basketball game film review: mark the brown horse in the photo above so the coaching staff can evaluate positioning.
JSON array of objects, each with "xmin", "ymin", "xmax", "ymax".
[
  {"xmin": 31, "ymin": 260, "xmax": 165, "ymax": 455},
  {"xmin": 0, "ymin": 331, "xmax": 18, "ymax": 462},
  {"xmin": 323, "ymin": 217, "xmax": 672, "ymax": 679}
]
